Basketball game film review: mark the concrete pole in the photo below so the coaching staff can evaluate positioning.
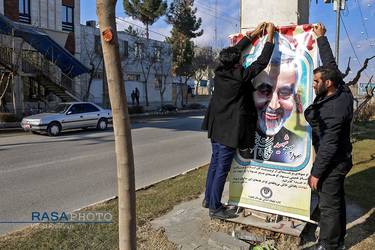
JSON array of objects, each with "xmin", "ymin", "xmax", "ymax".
[
  {"xmin": 215, "ymin": 0, "xmax": 217, "ymax": 49},
  {"xmin": 335, "ymin": 0, "xmax": 342, "ymax": 65}
]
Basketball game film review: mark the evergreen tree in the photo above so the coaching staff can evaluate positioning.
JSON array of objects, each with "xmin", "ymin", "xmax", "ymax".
[
  {"xmin": 165, "ymin": 0, "xmax": 203, "ymax": 106},
  {"xmin": 124, "ymin": 25, "xmax": 145, "ymax": 37},
  {"xmin": 166, "ymin": 0, "xmax": 203, "ymax": 40},
  {"xmin": 165, "ymin": 0, "xmax": 203, "ymax": 73},
  {"xmin": 123, "ymin": 0, "xmax": 168, "ymax": 39}
]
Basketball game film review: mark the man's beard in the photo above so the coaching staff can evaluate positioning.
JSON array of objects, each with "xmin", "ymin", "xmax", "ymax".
[
  {"xmin": 257, "ymin": 106, "xmax": 292, "ymax": 136},
  {"xmin": 315, "ymin": 84, "xmax": 328, "ymax": 96}
]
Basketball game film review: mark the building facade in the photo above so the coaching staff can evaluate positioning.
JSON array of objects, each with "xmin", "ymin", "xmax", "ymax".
[
  {"xmin": 80, "ymin": 22, "xmax": 174, "ymax": 108},
  {"xmin": 0, "ymin": 0, "xmax": 85, "ymax": 117}
]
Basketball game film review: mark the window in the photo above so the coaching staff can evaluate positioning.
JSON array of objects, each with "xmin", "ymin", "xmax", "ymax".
[
  {"xmin": 119, "ymin": 40, "xmax": 129, "ymax": 58},
  {"xmin": 154, "ymin": 46, "xmax": 161, "ymax": 61},
  {"xmin": 23, "ymin": 78, "xmax": 46, "ymax": 101},
  {"xmin": 155, "ymin": 75, "xmax": 162, "ymax": 89},
  {"xmin": 19, "ymin": 0, "xmax": 31, "ymax": 24},
  {"xmin": 200, "ymin": 80, "xmax": 207, "ymax": 87},
  {"xmin": 134, "ymin": 42, "xmax": 143, "ymax": 59},
  {"xmin": 62, "ymin": 5, "xmax": 74, "ymax": 32},
  {"xmin": 93, "ymin": 71, "xmax": 103, "ymax": 79},
  {"xmin": 127, "ymin": 74, "xmax": 140, "ymax": 81},
  {"xmin": 94, "ymin": 35, "xmax": 102, "ymax": 54},
  {"xmin": 68, "ymin": 104, "xmax": 83, "ymax": 114},
  {"xmin": 82, "ymin": 103, "xmax": 100, "ymax": 113}
]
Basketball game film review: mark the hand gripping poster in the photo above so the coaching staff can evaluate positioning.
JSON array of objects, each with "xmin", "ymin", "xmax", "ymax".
[{"xmin": 229, "ymin": 24, "xmax": 318, "ymax": 221}]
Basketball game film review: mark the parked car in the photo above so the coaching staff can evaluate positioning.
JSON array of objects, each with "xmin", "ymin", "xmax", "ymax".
[{"xmin": 20, "ymin": 102, "xmax": 112, "ymax": 136}]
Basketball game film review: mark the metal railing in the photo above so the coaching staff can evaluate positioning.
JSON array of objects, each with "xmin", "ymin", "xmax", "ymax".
[{"xmin": 0, "ymin": 44, "xmax": 94, "ymax": 102}]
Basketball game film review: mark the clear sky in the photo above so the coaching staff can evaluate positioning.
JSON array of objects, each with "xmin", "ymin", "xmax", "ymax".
[{"xmin": 81, "ymin": 0, "xmax": 375, "ymax": 83}]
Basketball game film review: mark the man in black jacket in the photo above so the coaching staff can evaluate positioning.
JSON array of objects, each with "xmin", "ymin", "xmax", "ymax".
[
  {"xmin": 304, "ymin": 23, "xmax": 353, "ymax": 250},
  {"xmin": 201, "ymin": 22, "xmax": 275, "ymax": 219}
]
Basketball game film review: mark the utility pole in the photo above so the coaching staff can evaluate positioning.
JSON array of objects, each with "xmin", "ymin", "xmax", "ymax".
[
  {"xmin": 215, "ymin": 0, "xmax": 217, "ymax": 49},
  {"xmin": 335, "ymin": 0, "xmax": 342, "ymax": 65}
]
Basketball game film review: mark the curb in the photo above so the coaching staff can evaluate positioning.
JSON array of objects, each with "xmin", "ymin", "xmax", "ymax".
[
  {"xmin": 0, "ymin": 109, "xmax": 207, "ymax": 129},
  {"xmin": 0, "ymin": 122, "xmax": 20, "ymax": 128},
  {"xmin": 128, "ymin": 108, "xmax": 206, "ymax": 117}
]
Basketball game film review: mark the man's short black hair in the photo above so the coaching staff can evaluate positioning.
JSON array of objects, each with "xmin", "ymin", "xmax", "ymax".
[
  {"xmin": 313, "ymin": 65, "xmax": 339, "ymax": 88},
  {"xmin": 219, "ymin": 46, "xmax": 242, "ymax": 70}
]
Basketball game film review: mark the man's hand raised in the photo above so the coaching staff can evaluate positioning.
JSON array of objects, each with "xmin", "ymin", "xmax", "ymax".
[
  {"xmin": 266, "ymin": 22, "xmax": 275, "ymax": 42},
  {"xmin": 249, "ymin": 22, "xmax": 267, "ymax": 38},
  {"xmin": 313, "ymin": 22, "xmax": 326, "ymax": 38}
]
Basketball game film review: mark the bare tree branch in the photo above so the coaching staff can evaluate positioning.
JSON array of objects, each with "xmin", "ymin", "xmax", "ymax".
[
  {"xmin": 347, "ymin": 55, "xmax": 375, "ymax": 87},
  {"xmin": 340, "ymin": 57, "xmax": 351, "ymax": 78}
]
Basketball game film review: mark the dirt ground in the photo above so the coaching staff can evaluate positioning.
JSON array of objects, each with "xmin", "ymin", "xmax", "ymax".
[{"xmin": 141, "ymin": 190, "xmax": 373, "ymax": 250}]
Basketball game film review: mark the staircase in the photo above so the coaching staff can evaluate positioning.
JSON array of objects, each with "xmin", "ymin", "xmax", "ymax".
[{"xmin": 0, "ymin": 45, "xmax": 86, "ymax": 102}]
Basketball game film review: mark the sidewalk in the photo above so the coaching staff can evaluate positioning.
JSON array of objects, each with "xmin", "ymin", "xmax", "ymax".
[
  {"xmin": 151, "ymin": 183, "xmax": 249, "ymax": 250},
  {"xmin": 130, "ymin": 97, "xmax": 210, "ymax": 116},
  {"xmin": 150, "ymin": 183, "xmax": 312, "ymax": 250}
]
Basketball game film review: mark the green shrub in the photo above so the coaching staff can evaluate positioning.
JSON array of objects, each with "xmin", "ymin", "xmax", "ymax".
[
  {"xmin": 187, "ymin": 103, "xmax": 205, "ymax": 109},
  {"xmin": 128, "ymin": 105, "xmax": 144, "ymax": 114},
  {"xmin": 0, "ymin": 112, "xmax": 17, "ymax": 122},
  {"xmin": 163, "ymin": 104, "xmax": 176, "ymax": 109}
]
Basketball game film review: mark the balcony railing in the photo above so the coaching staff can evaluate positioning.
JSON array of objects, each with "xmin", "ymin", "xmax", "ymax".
[{"xmin": 0, "ymin": 44, "xmax": 93, "ymax": 102}]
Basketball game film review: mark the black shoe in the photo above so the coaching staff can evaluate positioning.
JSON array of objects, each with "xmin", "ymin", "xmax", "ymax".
[
  {"xmin": 338, "ymin": 242, "xmax": 345, "ymax": 250},
  {"xmin": 209, "ymin": 207, "xmax": 237, "ymax": 219},
  {"xmin": 202, "ymin": 199, "xmax": 209, "ymax": 208},
  {"xmin": 314, "ymin": 244, "xmax": 326, "ymax": 250}
]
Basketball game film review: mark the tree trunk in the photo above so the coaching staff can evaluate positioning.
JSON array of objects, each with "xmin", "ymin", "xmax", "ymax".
[
  {"xmin": 83, "ymin": 64, "xmax": 95, "ymax": 102},
  {"xmin": 146, "ymin": 23, "xmax": 149, "ymax": 39},
  {"xmin": 144, "ymin": 81, "xmax": 149, "ymax": 106},
  {"xmin": 96, "ymin": 1, "xmax": 136, "ymax": 249}
]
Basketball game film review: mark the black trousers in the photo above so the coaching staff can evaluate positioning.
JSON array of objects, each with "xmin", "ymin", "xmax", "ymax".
[{"xmin": 317, "ymin": 157, "xmax": 352, "ymax": 250}]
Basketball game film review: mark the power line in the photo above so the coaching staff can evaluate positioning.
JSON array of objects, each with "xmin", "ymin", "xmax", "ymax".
[
  {"xmin": 115, "ymin": 17, "xmax": 169, "ymax": 39},
  {"xmin": 356, "ymin": 0, "xmax": 375, "ymax": 54},
  {"xmin": 194, "ymin": 1, "xmax": 239, "ymax": 25},
  {"xmin": 195, "ymin": 0, "xmax": 240, "ymax": 21},
  {"xmin": 195, "ymin": 8, "xmax": 239, "ymax": 27},
  {"xmin": 340, "ymin": 16, "xmax": 371, "ymax": 79}
]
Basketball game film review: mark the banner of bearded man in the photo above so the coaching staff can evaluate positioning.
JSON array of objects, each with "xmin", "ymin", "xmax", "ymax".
[{"xmin": 229, "ymin": 24, "xmax": 318, "ymax": 221}]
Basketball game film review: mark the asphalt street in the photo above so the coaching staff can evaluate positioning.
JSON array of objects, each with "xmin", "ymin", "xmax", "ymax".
[{"xmin": 0, "ymin": 112, "xmax": 211, "ymax": 236}]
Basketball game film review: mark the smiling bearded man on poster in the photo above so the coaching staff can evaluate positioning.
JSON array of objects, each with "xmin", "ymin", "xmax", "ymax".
[
  {"xmin": 239, "ymin": 32, "xmax": 305, "ymax": 164},
  {"xmin": 228, "ymin": 24, "xmax": 317, "ymax": 225}
]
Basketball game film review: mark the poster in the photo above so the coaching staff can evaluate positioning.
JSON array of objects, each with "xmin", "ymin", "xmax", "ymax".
[{"xmin": 229, "ymin": 25, "xmax": 318, "ymax": 221}]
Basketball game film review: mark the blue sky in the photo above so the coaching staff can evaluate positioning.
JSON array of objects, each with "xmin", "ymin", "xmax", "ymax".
[{"xmin": 81, "ymin": 0, "xmax": 375, "ymax": 83}]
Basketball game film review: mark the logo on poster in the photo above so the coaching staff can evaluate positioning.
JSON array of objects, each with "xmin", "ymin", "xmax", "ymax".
[{"xmin": 260, "ymin": 187, "xmax": 273, "ymax": 199}]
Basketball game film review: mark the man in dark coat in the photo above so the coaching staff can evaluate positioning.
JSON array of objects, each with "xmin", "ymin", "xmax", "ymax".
[
  {"xmin": 304, "ymin": 23, "xmax": 353, "ymax": 250},
  {"xmin": 201, "ymin": 22, "xmax": 275, "ymax": 219},
  {"xmin": 135, "ymin": 87, "xmax": 140, "ymax": 105},
  {"xmin": 131, "ymin": 90, "xmax": 136, "ymax": 105}
]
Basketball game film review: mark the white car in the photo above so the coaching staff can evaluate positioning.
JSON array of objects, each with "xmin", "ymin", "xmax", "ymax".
[{"xmin": 21, "ymin": 102, "xmax": 112, "ymax": 136}]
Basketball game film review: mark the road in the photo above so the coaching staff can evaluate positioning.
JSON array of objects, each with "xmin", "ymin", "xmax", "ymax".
[{"xmin": 0, "ymin": 112, "xmax": 211, "ymax": 236}]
